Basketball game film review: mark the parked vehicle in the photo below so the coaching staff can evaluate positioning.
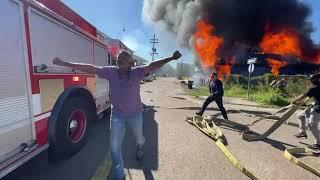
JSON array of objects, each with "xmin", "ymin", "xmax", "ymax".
[{"xmin": 0, "ymin": 0, "xmax": 113, "ymax": 177}]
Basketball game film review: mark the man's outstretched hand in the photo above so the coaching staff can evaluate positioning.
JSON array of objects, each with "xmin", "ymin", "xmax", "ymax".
[{"xmin": 171, "ymin": 51, "xmax": 182, "ymax": 60}]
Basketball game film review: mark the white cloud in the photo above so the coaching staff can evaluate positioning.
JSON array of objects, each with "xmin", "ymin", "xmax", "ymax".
[
  {"xmin": 120, "ymin": 28, "xmax": 194, "ymax": 64},
  {"xmin": 120, "ymin": 29, "xmax": 151, "ymax": 61},
  {"xmin": 122, "ymin": 35, "xmax": 139, "ymax": 51}
]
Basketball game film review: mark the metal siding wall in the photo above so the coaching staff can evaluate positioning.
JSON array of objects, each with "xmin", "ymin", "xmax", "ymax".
[
  {"xmin": 0, "ymin": 0, "xmax": 32, "ymax": 129},
  {"xmin": 0, "ymin": 0, "xmax": 33, "ymax": 162}
]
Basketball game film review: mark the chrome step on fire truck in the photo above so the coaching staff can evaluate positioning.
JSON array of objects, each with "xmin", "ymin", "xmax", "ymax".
[{"xmin": 0, "ymin": 0, "xmax": 114, "ymax": 177}]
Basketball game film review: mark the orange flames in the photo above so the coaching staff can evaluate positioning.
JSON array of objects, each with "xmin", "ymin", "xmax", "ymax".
[
  {"xmin": 260, "ymin": 29, "xmax": 302, "ymax": 57},
  {"xmin": 193, "ymin": 20, "xmax": 224, "ymax": 67},
  {"xmin": 193, "ymin": 20, "xmax": 230, "ymax": 79},
  {"xmin": 217, "ymin": 65, "xmax": 231, "ymax": 80},
  {"xmin": 260, "ymin": 28, "xmax": 302, "ymax": 75},
  {"xmin": 267, "ymin": 59, "xmax": 288, "ymax": 75}
]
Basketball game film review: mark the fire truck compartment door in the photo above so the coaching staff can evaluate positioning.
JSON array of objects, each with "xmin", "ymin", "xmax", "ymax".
[
  {"xmin": 94, "ymin": 43, "xmax": 110, "ymax": 109},
  {"xmin": 28, "ymin": 7, "xmax": 94, "ymax": 73},
  {"xmin": 0, "ymin": 0, "xmax": 33, "ymax": 163}
]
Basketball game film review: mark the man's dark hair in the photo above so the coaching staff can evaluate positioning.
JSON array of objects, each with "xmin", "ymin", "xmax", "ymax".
[
  {"xmin": 210, "ymin": 72, "xmax": 218, "ymax": 80},
  {"xmin": 116, "ymin": 50, "xmax": 132, "ymax": 61}
]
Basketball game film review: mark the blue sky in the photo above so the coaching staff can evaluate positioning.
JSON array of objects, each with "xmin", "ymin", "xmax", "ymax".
[{"xmin": 62, "ymin": 0, "xmax": 320, "ymax": 64}]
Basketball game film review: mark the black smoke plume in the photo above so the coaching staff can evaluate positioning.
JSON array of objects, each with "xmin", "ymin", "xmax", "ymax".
[{"xmin": 143, "ymin": 0, "xmax": 320, "ymax": 72}]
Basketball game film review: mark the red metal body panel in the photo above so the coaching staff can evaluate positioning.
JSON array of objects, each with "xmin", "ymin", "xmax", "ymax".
[
  {"xmin": 34, "ymin": 0, "xmax": 97, "ymax": 37},
  {"xmin": 35, "ymin": 118, "xmax": 49, "ymax": 146},
  {"xmin": 31, "ymin": 74, "xmax": 93, "ymax": 94}
]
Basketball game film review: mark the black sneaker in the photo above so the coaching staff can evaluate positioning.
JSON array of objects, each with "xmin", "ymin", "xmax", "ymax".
[
  {"xmin": 196, "ymin": 112, "xmax": 202, "ymax": 116},
  {"xmin": 308, "ymin": 144, "xmax": 320, "ymax": 150},
  {"xmin": 136, "ymin": 146, "xmax": 144, "ymax": 161},
  {"xmin": 294, "ymin": 133, "xmax": 308, "ymax": 139}
]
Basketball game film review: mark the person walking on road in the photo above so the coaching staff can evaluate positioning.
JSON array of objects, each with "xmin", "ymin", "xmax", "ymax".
[
  {"xmin": 292, "ymin": 73, "xmax": 320, "ymax": 150},
  {"xmin": 53, "ymin": 50, "xmax": 182, "ymax": 180},
  {"xmin": 196, "ymin": 72, "xmax": 228, "ymax": 120}
]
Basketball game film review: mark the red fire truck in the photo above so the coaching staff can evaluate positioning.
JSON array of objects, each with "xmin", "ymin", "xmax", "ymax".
[{"xmin": 0, "ymin": 0, "xmax": 115, "ymax": 177}]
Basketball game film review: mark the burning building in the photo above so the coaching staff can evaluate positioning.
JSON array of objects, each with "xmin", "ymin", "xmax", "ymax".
[{"xmin": 143, "ymin": 0, "xmax": 320, "ymax": 77}]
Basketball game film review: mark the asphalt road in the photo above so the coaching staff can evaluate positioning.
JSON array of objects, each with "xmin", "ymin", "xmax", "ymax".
[
  {"xmin": 3, "ymin": 114, "xmax": 111, "ymax": 180},
  {"xmin": 3, "ymin": 77, "xmax": 320, "ymax": 180}
]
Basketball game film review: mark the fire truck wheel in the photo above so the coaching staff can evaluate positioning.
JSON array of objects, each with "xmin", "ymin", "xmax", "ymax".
[{"xmin": 49, "ymin": 97, "xmax": 95, "ymax": 159}]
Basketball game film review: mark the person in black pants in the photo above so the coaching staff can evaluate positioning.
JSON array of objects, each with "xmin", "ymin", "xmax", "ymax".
[{"xmin": 196, "ymin": 72, "xmax": 228, "ymax": 120}]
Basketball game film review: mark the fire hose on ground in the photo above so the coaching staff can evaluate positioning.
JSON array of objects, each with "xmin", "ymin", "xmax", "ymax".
[
  {"xmin": 186, "ymin": 98, "xmax": 319, "ymax": 178},
  {"xmin": 241, "ymin": 99, "xmax": 319, "ymax": 177},
  {"xmin": 241, "ymin": 104, "xmax": 301, "ymax": 141},
  {"xmin": 242, "ymin": 99, "xmax": 310, "ymax": 141},
  {"xmin": 186, "ymin": 116, "xmax": 258, "ymax": 180},
  {"xmin": 284, "ymin": 147, "xmax": 320, "ymax": 177}
]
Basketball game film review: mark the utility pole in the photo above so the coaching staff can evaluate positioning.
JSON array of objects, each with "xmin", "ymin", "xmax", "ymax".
[
  {"xmin": 180, "ymin": 57, "xmax": 183, "ymax": 77},
  {"xmin": 149, "ymin": 34, "xmax": 159, "ymax": 61}
]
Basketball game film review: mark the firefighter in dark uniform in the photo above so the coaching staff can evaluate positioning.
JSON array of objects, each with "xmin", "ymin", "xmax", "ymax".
[{"xmin": 196, "ymin": 72, "xmax": 228, "ymax": 120}]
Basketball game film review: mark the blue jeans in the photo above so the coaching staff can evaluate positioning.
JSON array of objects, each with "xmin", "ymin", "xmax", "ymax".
[
  {"xmin": 110, "ymin": 112, "xmax": 145, "ymax": 178},
  {"xmin": 298, "ymin": 107, "xmax": 320, "ymax": 144}
]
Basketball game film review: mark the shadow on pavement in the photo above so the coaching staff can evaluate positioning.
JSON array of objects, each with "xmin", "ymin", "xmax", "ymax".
[
  {"xmin": 160, "ymin": 106, "xmax": 272, "ymax": 118},
  {"xmin": 169, "ymin": 96, "xmax": 187, "ymax": 100},
  {"xmin": 262, "ymin": 138, "xmax": 297, "ymax": 151},
  {"xmin": 122, "ymin": 104, "xmax": 158, "ymax": 180},
  {"xmin": 3, "ymin": 115, "xmax": 111, "ymax": 180}
]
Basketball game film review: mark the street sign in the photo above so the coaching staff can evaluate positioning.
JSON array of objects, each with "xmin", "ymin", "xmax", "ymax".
[
  {"xmin": 247, "ymin": 63, "xmax": 255, "ymax": 99},
  {"xmin": 247, "ymin": 58, "xmax": 257, "ymax": 64},
  {"xmin": 248, "ymin": 64, "xmax": 255, "ymax": 73}
]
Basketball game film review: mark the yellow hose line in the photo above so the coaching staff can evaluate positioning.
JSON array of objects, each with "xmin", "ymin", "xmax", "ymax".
[
  {"xmin": 186, "ymin": 116, "xmax": 258, "ymax": 180},
  {"xmin": 284, "ymin": 148, "xmax": 320, "ymax": 177},
  {"xmin": 242, "ymin": 99, "xmax": 310, "ymax": 141},
  {"xmin": 242, "ymin": 104, "xmax": 300, "ymax": 141}
]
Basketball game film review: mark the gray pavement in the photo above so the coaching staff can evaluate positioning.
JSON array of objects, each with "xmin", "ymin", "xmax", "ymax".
[
  {"xmin": 3, "ymin": 77, "xmax": 319, "ymax": 180},
  {"xmin": 3, "ymin": 115, "xmax": 110, "ymax": 180},
  {"xmin": 132, "ymin": 77, "xmax": 319, "ymax": 180}
]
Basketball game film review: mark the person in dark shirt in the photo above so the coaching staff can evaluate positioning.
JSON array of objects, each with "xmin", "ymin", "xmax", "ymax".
[
  {"xmin": 196, "ymin": 72, "xmax": 228, "ymax": 120},
  {"xmin": 292, "ymin": 73, "xmax": 320, "ymax": 150}
]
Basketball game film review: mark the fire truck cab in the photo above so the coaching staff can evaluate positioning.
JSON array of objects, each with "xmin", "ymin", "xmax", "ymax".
[{"xmin": 0, "ymin": 0, "xmax": 114, "ymax": 177}]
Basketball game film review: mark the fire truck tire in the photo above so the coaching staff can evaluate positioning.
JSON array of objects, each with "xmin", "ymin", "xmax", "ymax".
[{"xmin": 49, "ymin": 97, "xmax": 95, "ymax": 159}]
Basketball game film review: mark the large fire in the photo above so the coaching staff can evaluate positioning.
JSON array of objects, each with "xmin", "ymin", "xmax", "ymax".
[
  {"xmin": 193, "ymin": 20, "xmax": 224, "ymax": 67},
  {"xmin": 260, "ymin": 28, "xmax": 302, "ymax": 75},
  {"xmin": 217, "ymin": 65, "xmax": 231, "ymax": 80},
  {"xmin": 194, "ymin": 20, "xmax": 320, "ymax": 77},
  {"xmin": 260, "ymin": 29, "xmax": 302, "ymax": 56},
  {"xmin": 267, "ymin": 59, "xmax": 288, "ymax": 75}
]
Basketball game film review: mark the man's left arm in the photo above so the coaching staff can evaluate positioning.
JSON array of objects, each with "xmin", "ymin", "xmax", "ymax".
[{"xmin": 143, "ymin": 51, "xmax": 182, "ymax": 75}]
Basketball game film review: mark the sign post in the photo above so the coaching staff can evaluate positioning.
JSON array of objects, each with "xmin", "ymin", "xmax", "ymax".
[{"xmin": 247, "ymin": 58, "xmax": 256, "ymax": 99}]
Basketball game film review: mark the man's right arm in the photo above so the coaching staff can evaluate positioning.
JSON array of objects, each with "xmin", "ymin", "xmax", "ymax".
[{"xmin": 52, "ymin": 57, "xmax": 98, "ymax": 74}]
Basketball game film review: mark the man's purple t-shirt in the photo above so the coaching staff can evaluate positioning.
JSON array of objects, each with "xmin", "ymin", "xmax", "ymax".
[{"xmin": 96, "ymin": 66, "xmax": 146, "ymax": 117}]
